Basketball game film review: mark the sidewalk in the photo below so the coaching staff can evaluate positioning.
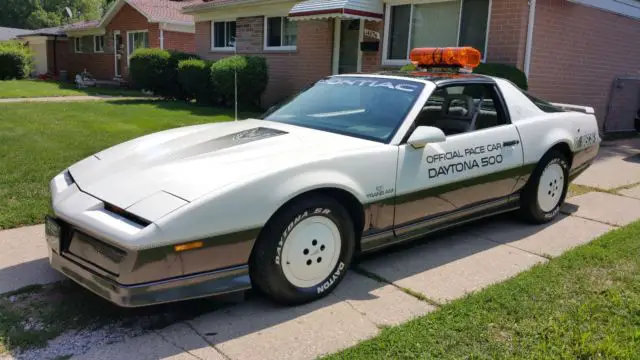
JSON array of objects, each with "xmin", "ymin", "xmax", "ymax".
[{"xmin": 1, "ymin": 138, "xmax": 639, "ymax": 360}]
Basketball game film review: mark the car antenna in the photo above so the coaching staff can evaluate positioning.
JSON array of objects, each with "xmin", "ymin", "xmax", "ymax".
[{"xmin": 234, "ymin": 41, "xmax": 238, "ymax": 121}]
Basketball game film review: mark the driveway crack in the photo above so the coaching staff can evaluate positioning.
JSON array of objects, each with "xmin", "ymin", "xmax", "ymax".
[
  {"xmin": 469, "ymin": 230, "xmax": 550, "ymax": 261},
  {"xmin": 560, "ymin": 212, "xmax": 620, "ymax": 227},
  {"xmin": 154, "ymin": 326, "xmax": 205, "ymax": 360},
  {"xmin": 184, "ymin": 321, "xmax": 233, "ymax": 360},
  {"xmin": 352, "ymin": 266, "xmax": 442, "ymax": 307}
]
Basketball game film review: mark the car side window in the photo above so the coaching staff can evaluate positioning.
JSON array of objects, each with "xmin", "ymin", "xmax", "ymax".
[{"xmin": 413, "ymin": 83, "xmax": 509, "ymax": 136}]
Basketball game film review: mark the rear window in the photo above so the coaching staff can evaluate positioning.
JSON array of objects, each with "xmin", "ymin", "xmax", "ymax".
[{"xmin": 519, "ymin": 89, "xmax": 565, "ymax": 113}]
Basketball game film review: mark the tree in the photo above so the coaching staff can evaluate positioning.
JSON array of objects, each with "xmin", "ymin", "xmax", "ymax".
[
  {"xmin": 0, "ymin": 0, "xmax": 110, "ymax": 30},
  {"xmin": 26, "ymin": 7, "xmax": 63, "ymax": 29}
]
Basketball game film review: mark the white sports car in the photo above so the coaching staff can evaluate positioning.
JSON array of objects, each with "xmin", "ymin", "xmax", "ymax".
[{"xmin": 45, "ymin": 49, "xmax": 600, "ymax": 307}]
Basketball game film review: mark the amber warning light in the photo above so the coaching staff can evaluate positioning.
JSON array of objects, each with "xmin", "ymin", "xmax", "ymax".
[{"xmin": 409, "ymin": 47, "xmax": 481, "ymax": 69}]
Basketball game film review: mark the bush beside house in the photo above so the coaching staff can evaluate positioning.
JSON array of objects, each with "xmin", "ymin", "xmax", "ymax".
[
  {"xmin": 210, "ymin": 55, "xmax": 269, "ymax": 108},
  {"xmin": 177, "ymin": 59, "xmax": 214, "ymax": 104},
  {"xmin": 131, "ymin": 50, "xmax": 269, "ymax": 108},
  {"xmin": 0, "ymin": 41, "xmax": 34, "ymax": 80},
  {"xmin": 129, "ymin": 48, "xmax": 200, "ymax": 99}
]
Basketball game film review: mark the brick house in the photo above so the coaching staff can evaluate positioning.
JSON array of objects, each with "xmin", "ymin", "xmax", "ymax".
[
  {"xmin": 17, "ymin": 0, "xmax": 201, "ymax": 81},
  {"xmin": 183, "ymin": 0, "xmax": 640, "ymax": 128}
]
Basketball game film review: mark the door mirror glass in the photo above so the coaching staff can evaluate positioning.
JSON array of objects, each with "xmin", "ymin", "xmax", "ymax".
[{"xmin": 407, "ymin": 126, "xmax": 446, "ymax": 148}]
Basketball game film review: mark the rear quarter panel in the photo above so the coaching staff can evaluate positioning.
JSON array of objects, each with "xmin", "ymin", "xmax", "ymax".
[{"xmin": 515, "ymin": 111, "xmax": 600, "ymax": 166}]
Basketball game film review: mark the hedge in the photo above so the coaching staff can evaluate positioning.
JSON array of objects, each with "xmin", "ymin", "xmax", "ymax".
[
  {"xmin": 178, "ymin": 58, "xmax": 214, "ymax": 104},
  {"xmin": 399, "ymin": 62, "xmax": 528, "ymax": 90},
  {"xmin": 210, "ymin": 55, "xmax": 268, "ymax": 107},
  {"xmin": 0, "ymin": 41, "xmax": 34, "ymax": 80},
  {"xmin": 474, "ymin": 62, "xmax": 528, "ymax": 90},
  {"xmin": 129, "ymin": 48, "xmax": 200, "ymax": 98}
]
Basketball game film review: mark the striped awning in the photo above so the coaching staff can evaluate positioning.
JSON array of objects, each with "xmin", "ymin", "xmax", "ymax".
[{"xmin": 288, "ymin": 0, "xmax": 384, "ymax": 21}]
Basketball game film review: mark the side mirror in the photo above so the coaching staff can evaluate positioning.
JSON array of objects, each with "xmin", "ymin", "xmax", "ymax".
[{"xmin": 407, "ymin": 126, "xmax": 446, "ymax": 148}]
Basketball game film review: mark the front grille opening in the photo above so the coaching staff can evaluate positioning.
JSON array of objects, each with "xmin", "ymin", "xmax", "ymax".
[{"xmin": 104, "ymin": 203, "xmax": 152, "ymax": 227}]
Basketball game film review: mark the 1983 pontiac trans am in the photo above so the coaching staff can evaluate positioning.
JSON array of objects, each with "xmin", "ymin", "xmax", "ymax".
[{"xmin": 45, "ymin": 62, "xmax": 600, "ymax": 307}]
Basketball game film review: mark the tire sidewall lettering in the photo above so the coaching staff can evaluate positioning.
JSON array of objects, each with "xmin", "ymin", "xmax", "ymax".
[
  {"xmin": 274, "ymin": 208, "xmax": 332, "ymax": 266},
  {"xmin": 273, "ymin": 206, "xmax": 349, "ymax": 295}
]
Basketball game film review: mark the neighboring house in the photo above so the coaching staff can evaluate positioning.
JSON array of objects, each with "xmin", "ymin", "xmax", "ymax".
[
  {"xmin": 183, "ymin": 0, "xmax": 640, "ymax": 128},
  {"xmin": 16, "ymin": 0, "xmax": 202, "ymax": 81},
  {"xmin": 0, "ymin": 27, "xmax": 31, "ymax": 41}
]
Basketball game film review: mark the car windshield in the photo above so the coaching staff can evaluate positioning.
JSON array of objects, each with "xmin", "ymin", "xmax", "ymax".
[{"xmin": 260, "ymin": 76, "xmax": 425, "ymax": 143}]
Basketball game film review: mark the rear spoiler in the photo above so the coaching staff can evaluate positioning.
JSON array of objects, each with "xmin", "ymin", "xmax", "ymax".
[{"xmin": 551, "ymin": 102, "xmax": 595, "ymax": 115}]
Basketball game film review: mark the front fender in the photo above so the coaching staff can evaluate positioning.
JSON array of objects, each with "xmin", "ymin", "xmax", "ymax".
[{"xmin": 268, "ymin": 170, "xmax": 368, "ymax": 212}]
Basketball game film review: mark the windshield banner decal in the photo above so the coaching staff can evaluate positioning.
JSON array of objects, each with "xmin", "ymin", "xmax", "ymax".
[{"xmin": 318, "ymin": 78, "xmax": 421, "ymax": 93}]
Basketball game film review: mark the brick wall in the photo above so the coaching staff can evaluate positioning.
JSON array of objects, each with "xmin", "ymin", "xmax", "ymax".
[
  {"xmin": 528, "ymin": 0, "xmax": 640, "ymax": 127},
  {"xmin": 361, "ymin": 20, "xmax": 383, "ymax": 73},
  {"xmin": 196, "ymin": 16, "xmax": 333, "ymax": 106},
  {"xmin": 63, "ymin": 3, "xmax": 196, "ymax": 80},
  {"xmin": 485, "ymin": 0, "xmax": 529, "ymax": 66},
  {"xmin": 47, "ymin": 39, "xmax": 71, "ymax": 75},
  {"xmin": 164, "ymin": 31, "xmax": 196, "ymax": 53}
]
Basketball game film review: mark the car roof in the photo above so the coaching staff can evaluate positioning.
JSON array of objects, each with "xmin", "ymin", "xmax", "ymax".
[{"xmin": 373, "ymin": 70, "xmax": 496, "ymax": 85}]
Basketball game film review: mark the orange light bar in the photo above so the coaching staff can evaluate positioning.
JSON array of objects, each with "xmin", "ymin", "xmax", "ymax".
[{"xmin": 409, "ymin": 47, "xmax": 481, "ymax": 69}]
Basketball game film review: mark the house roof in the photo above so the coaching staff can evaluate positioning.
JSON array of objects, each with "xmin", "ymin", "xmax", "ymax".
[
  {"xmin": 183, "ymin": 0, "xmax": 293, "ymax": 13},
  {"xmin": 129, "ymin": 0, "xmax": 203, "ymax": 23},
  {"xmin": 0, "ymin": 27, "xmax": 31, "ymax": 40},
  {"xmin": 64, "ymin": 20, "xmax": 100, "ymax": 31},
  {"xmin": 288, "ymin": 0, "xmax": 383, "ymax": 21},
  {"xmin": 14, "ymin": 26, "xmax": 66, "ymax": 38}
]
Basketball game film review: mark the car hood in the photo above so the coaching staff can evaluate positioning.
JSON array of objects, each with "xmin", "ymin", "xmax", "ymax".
[{"xmin": 67, "ymin": 119, "xmax": 378, "ymax": 220}]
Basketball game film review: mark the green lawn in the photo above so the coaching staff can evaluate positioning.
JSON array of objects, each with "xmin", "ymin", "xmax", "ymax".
[
  {"xmin": 0, "ymin": 80, "xmax": 145, "ymax": 98},
  {"xmin": 325, "ymin": 220, "xmax": 640, "ymax": 360},
  {"xmin": 0, "ymin": 100, "xmax": 257, "ymax": 229}
]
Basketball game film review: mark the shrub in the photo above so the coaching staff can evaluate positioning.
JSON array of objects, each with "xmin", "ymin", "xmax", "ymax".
[
  {"xmin": 474, "ymin": 62, "xmax": 528, "ymax": 90},
  {"xmin": 210, "ymin": 55, "xmax": 268, "ymax": 107},
  {"xmin": 399, "ymin": 61, "xmax": 528, "ymax": 90},
  {"xmin": 178, "ymin": 58, "xmax": 214, "ymax": 104},
  {"xmin": 400, "ymin": 63, "xmax": 417, "ymax": 72},
  {"xmin": 129, "ymin": 48, "xmax": 200, "ymax": 98},
  {"xmin": 129, "ymin": 48, "xmax": 170, "ymax": 94},
  {"xmin": 165, "ymin": 50, "xmax": 200, "ymax": 99},
  {"xmin": 0, "ymin": 41, "xmax": 34, "ymax": 80}
]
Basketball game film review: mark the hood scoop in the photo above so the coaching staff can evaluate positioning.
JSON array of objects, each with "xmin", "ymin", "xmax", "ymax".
[{"xmin": 155, "ymin": 126, "xmax": 288, "ymax": 163}]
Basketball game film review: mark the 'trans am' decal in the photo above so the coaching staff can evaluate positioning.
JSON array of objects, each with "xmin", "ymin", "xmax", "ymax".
[{"xmin": 318, "ymin": 78, "xmax": 420, "ymax": 93}]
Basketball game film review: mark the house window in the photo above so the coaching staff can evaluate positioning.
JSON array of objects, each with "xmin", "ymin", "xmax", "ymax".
[
  {"xmin": 127, "ymin": 31, "xmax": 149, "ymax": 58},
  {"xmin": 94, "ymin": 35, "xmax": 105, "ymax": 52},
  {"xmin": 383, "ymin": 0, "xmax": 491, "ymax": 65},
  {"xmin": 211, "ymin": 21, "xmax": 236, "ymax": 50},
  {"xmin": 74, "ymin": 37, "xmax": 83, "ymax": 53},
  {"xmin": 265, "ymin": 16, "xmax": 297, "ymax": 50}
]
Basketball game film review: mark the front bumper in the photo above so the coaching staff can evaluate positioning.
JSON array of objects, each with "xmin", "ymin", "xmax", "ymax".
[
  {"xmin": 48, "ymin": 247, "xmax": 251, "ymax": 307},
  {"xmin": 45, "ymin": 215, "xmax": 251, "ymax": 307}
]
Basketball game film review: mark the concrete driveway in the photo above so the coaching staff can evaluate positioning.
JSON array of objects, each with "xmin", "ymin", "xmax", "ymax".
[{"xmin": 1, "ymin": 137, "xmax": 639, "ymax": 360}]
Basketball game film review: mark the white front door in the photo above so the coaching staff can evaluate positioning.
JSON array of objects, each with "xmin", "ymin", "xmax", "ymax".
[
  {"xmin": 394, "ymin": 82, "xmax": 525, "ymax": 228},
  {"xmin": 332, "ymin": 19, "xmax": 363, "ymax": 74}
]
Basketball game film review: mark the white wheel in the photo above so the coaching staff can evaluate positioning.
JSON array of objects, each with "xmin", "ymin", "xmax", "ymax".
[
  {"xmin": 280, "ymin": 216, "xmax": 342, "ymax": 288},
  {"xmin": 536, "ymin": 162, "xmax": 565, "ymax": 213}
]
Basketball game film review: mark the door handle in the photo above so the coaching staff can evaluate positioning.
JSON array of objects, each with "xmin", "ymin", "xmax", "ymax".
[{"xmin": 503, "ymin": 140, "xmax": 520, "ymax": 147}]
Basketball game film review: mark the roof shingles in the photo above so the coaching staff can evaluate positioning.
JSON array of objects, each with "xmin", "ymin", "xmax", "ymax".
[{"xmin": 129, "ymin": 0, "xmax": 203, "ymax": 23}]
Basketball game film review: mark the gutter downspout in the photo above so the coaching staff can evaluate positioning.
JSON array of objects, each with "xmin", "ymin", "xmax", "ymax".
[
  {"xmin": 53, "ymin": 35, "xmax": 58, "ymax": 76},
  {"xmin": 524, "ymin": 0, "xmax": 536, "ymax": 78},
  {"xmin": 160, "ymin": 26, "xmax": 164, "ymax": 49}
]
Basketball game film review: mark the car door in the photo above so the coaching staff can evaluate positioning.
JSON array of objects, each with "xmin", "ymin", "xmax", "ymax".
[{"xmin": 393, "ymin": 82, "xmax": 524, "ymax": 236}]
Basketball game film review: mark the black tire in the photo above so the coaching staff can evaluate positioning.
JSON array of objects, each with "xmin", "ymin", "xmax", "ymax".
[
  {"xmin": 519, "ymin": 150, "xmax": 569, "ymax": 223},
  {"xmin": 250, "ymin": 194, "xmax": 356, "ymax": 305}
]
